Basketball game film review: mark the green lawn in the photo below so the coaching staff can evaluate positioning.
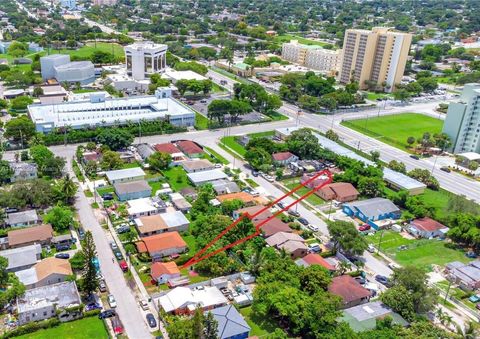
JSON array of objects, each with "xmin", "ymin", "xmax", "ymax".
[
  {"xmin": 204, "ymin": 146, "xmax": 229, "ymax": 165},
  {"xmin": 16, "ymin": 317, "xmax": 108, "ymax": 339},
  {"xmin": 148, "ymin": 181, "xmax": 163, "ymax": 195},
  {"xmin": 367, "ymin": 230, "xmax": 469, "ymax": 270},
  {"xmin": 195, "ymin": 112, "xmax": 209, "ymax": 130},
  {"xmin": 365, "ymin": 92, "xmax": 393, "ymax": 101},
  {"xmin": 220, "ymin": 136, "xmax": 247, "ymax": 157},
  {"xmin": 160, "ymin": 166, "xmax": 192, "ymax": 191},
  {"xmin": 248, "ymin": 131, "xmax": 275, "ymax": 138},
  {"xmin": 417, "ymin": 188, "xmax": 452, "ymax": 220},
  {"xmin": 283, "ymin": 180, "xmax": 326, "ymax": 206},
  {"xmin": 239, "ymin": 306, "xmax": 280, "ymax": 336},
  {"xmin": 341, "ymin": 113, "xmax": 443, "ymax": 151},
  {"xmin": 266, "ymin": 111, "xmax": 289, "ymax": 121},
  {"xmin": 245, "ymin": 178, "xmax": 259, "ymax": 188},
  {"xmin": 274, "ymin": 34, "xmax": 333, "ymax": 48},
  {"xmin": 47, "ymin": 42, "xmax": 125, "ymax": 61}
]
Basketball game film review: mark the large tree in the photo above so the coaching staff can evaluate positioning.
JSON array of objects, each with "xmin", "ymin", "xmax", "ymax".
[
  {"xmin": 82, "ymin": 231, "xmax": 99, "ymax": 296},
  {"xmin": 286, "ymin": 128, "xmax": 321, "ymax": 160},
  {"xmin": 100, "ymin": 150, "xmax": 123, "ymax": 170},
  {"xmin": 327, "ymin": 220, "xmax": 368, "ymax": 256},
  {"xmin": 96, "ymin": 129, "xmax": 134, "ymax": 151},
  {"xmin": 4, "ymin": 116, "xmax": 36, "ymax": 143},
  {"xmin": 44, "ymin": 205, "xmax": 74, "ymax": 232},
  {"xmin": 53, "ymin": 174, "xmax": 77, "ymax": 205},
  {"xmin": 148, "ymin": 152, "xmax": 172, "ymax": 171}
]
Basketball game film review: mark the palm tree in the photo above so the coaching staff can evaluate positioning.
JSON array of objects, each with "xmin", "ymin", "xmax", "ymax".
[{"xmin": 54, "ymin": 174, "xmax": 77, "ymax": 205}]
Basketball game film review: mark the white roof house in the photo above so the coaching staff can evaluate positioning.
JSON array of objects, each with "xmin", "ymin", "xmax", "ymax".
[
  {"xmin": 158, "ymin": 286, "xmax": 227, "ymax": 313},
  {"xmin": 160, "ymin": 210, "xmax": 189, "ymax": 228},
  {"xmin": 127, "ymin": 197, "xmax": 166, "ymax": 217},
  {"xmin": 187, "ymin": 169, "xmax": 228, "ymax": 186},
  {"xmin": 0, "ymin": 244, "xmax": 42, "ymax": 272},
  {"xmin": 105, "ymin": 167, "xmax": 145, "ymax": 184}
]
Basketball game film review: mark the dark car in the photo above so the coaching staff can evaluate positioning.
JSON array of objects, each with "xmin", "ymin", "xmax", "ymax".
[
  {"xmin": 102, "ymin": 194, "xmax": 114, "ymax": 201},
  {"xmin": 85, "ymin": 302, "xmax": 102, "ymax": 311},
  {"xmin": 288, "ymin": 209, "xmax": 300, "ymax": 217},
  {"xmin": 98, "ymin": 309, "xmax": 116, "ymax": 319},
  {"xmin": 252, "ymin": 170, "xmax": 259, "ymax": 177},
  {"xmin": 78, "ymin": 228, "xmax": 85, "ymax": 240},
  {"xmin": 297, "ymin": 217, "xmax": 309, "ymax": 226},
  {"xmin": 440, "ymin": 167, "xmax": 451, "ymax": 173},
  {"xmin": 375, "ymin": 275, "xmax": 392, "ymax": 287},
  {"xmin": 277, "ymin": 202, "xmax": 286, "ymax": 209},
  {"xmin": 55, "ymin": 253, "xmax": 70, "ymax": 259},
  {"xmin": 409, "ymin": 155, "xmax": 420, "ymax": 160},
  {"xmin": 354, "ymin": 276, "xmax": 366, "ymax": 285},
  {"xmin": 5, "ymin": 207, "xmax": 18, "ymax": 213},
  {"xmin": 56, "ymin": 244, "xmax": 71, "ymax": 251},
  {"xmin": 146, "ymin": 313, "xmax": 157, "ymax": 328}
]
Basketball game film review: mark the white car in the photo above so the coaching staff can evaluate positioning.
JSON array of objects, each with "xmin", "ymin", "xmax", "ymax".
[
  {"xmin": 308, "ymin": 224, "xmax": 319, "ymax": 232},
  {"xmin": 139, "ymin": 299, "xmax": 149, "ymax": 311},
  {"xmin": 108, "ymin": 294, "xmax": 117, "ymax": 308},
  {"xmin": 367, "ymin": 244, "xmax": 375, "ymax": 253}
]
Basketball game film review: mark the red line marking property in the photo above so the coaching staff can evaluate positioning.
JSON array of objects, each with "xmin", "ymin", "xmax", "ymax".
[{"xmin": 181, "ymin": 169, "xmax": 333, "ymax": 268}]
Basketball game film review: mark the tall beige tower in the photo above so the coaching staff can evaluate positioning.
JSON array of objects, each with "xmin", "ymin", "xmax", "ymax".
[{"xmin": 338, "ymin": 27, "xmax": 412, "ymax": 92}]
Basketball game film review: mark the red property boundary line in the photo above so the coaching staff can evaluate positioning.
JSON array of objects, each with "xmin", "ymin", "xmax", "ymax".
[{"xmin": 181, "ymin": 169, "xmax": 333, "ymax": 269}]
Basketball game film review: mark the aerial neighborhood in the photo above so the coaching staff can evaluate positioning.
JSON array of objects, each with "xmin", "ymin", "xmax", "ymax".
[{"xmin": 0, "ymin": 0, "xmax": 480, "ymax": 338}]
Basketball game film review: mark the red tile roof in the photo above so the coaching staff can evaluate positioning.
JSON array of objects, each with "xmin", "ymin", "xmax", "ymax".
[
  {"xmin": 302, "ymin": 253, "xmax": 335, "ymax": 271},
  {"xmin": 272, "ymin": 151, "xmax": 295, "ymax": 162},
  {"xmin": 136, "ymin": 232, "xmax": 187, "ymax": 254},
  {"xmin": 260, "ymin": 218, "xmax": 292, "ymax": 237},
  {"xmin": 411, "ymin": 217, "xmax": 447, "ymax": 232},
  {"xmin": 176, "ymin": 140, "xmax": 204, "ymax": 155},
  {"xmin": 154, "ymin": 143, "xmax": 181, "ymax": 154},
  {"xmin": 151, "ymin": 262, "xmax": 180, "ymax": 279},
  {"xmin": 83, "ymin": 152, "xmax": 101, "ymax": 162},
  {"xmin": 328, "ymin": 275, "xmax": 371, "ymax": 303}
]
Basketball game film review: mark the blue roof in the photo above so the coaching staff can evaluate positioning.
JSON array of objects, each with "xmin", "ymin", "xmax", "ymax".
[{"xmin": 207, "ymin": 305, "xmax": 250, "ymax": 339}]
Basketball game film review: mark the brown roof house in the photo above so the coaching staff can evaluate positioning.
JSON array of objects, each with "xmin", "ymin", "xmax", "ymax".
[
  {"xmin": 407, "ymin": 217, "xmax": 449, "ymax": 239},
  {"xmin": 15, "ymin": 257, "xmax": 73, "ymax": 289},
  {"xmin": 151, "ymin": 262, "xmax": 181, "ymax": 284},
  {"xmin": 265, "ymin": 232, "xmax": 308, "ymax": 259},
  {"xmin": 176, "ymin": 140, "xmax": 204, "ymax": 158},
  {"xmin": 260, "ymin": 218, "xmax": 293, "ymax": 237},
  {"xmin": 233, "ymin": 206, "xmax": 272, "ymax": 224},
  {"xmin": 181, "ymin": 159, "xmax": 215, "ymax": 173},
  {"xmin": 295, "ymin": 253, "xmax": 336, "ymax": 272},
  {"xmin": 134, "ymin": 211, "xmax": 189, "ymax": 237},
  {"xmin": 272, "ymin": 152, "xmax": 298, "ymax": 166},
  {"xmin": 136, "ymin": 232, "xmax": 187, "ymax": 261},
  {"xmin": 329, "ymin": 275, "xmax": 372, "ymax": 309},
  {"xmin": 7, "ymin": 224, "xmax": 53, "ymax": 249},
  {"xmin": 316, "ymin": 182, "xmax": 359, "ymax": 202}
]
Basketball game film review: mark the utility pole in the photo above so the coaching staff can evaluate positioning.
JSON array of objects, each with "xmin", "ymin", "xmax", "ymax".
[
  {"xmin": 444, "ymin": 279, "xmax": 452, "ymax": 304},
  {"xmin": 377, "ymin": 228, "xmax": 384, "ymax": 254}
]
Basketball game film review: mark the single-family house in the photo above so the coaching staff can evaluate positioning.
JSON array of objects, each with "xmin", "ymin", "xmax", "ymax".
[
  {"xmin": 295, "ymin": 253, "xmax": 336, "ymax": 272},
  {"xmin": 105, "ymin": 167, "xmax": 146, "ymax": 185},
  {"xmin": 176, "ymin": 140, "xmax": 204, "ymax": 158},
  {"xmin": 212, "ymin": 180, "xmax": 240, "ymax": 195},
  {"xmin": 134, "ymin": 211, "xmax": 189, "ymax": 237},
  {"xmin": 445, "ymin": 261, "xmax": 480, "ymax": 290},
  {"xmin": 118, "ymin": 150, "xmax": 135, "ymax": 163},
  {"xmin": 216, "ymin": 192, "xmax": 257, "ymax": 206},
  {"xmin": 328, "ymin": 275, "xmax": 372, "ymax": 309},
  {"xmin": 187, "ymin": 169, "xmax": 228, "ymax": 186},
  {"xmin": 340, "ymin": 301, "xmax": 409, "ymax": 332},
  {"xmin": 181, "ymin": 159, "xmax": 215, "ymax": 173},
  {"xmin": 5, "ymin": 210, "xmax": 40, "ymax": 228},
  {"xmin": 233, "ymin": 205, "xmax": 272, "ymax": 224},
  {"xmin": 136, "ymin": 143, "xmax": 155, "ymax": 161},
  {"xmin": 169, "ymin": 192, "xmax": 192, "ymax": 212},
  {"xmin": 316, "ymin": 182, "xmax": 359, "ymax": 202},
  {"xmin": 408, "ymin": 217, "xmax": 448, "ymax": 239},
  {"xmin": 82, "ymin": 151, "xmax": 101, "ymax": 164},
  {"xmin": 206, "ymin": 305, "xmax": 251, "ymax": 339},
  {"xmin": 158, "ymin": 286, "xmax": 227, "ymax": 314},
  {"xmin": 7, "ymin": 224, "xmax": 53, "ymax": 249},
  {"xmin": 126, "ymin": 197, "xmax": 167, "ymax": 219},
  {"xmin": 16, "ymin": 281, "xmax": 81, "ymax": 325},
  {"xmin": 180, "ymin": 187, "xmax": 198, "ymax": 200},
  {"xmin": 150, "ymin": 261, "xmax": 181, "ymax": 284},
  {"xmin": 15, "ymin": 257, "xmax": 73, "ymax": 289},
  {"xmin": 272, "ymin": 151, "xmax": 298, "ymax": 166},
  {"xmin": 0, "ymin": 244, "xmax": 42, "ymax": 272},
  {"xmin": 342, "ymin": 198, "xmax": 401, "ymax": 229},
  {"xmin": 265, "ymin": 232, "xmax": 308, "ymax": 259},
  {"xmin": 153, "ymin": 143, "xmax": 187, "ymax": 164},
  {"xmin": 260, "ymin": 218, "xmax": 292, "ymax": 237},
  {"xmin": 114, "ymin": 180, "xmax": 152, "ymax": 201},
  {"xmin": 9, "ymin": 162, "xmax": 38, "ymax": 182},
  {"xmin": 136, "ymin": 231, "xmax": 187, "ymax": 260}
]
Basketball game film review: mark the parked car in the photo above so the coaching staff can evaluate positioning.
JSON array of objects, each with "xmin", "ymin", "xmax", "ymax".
[
  {"xmin": 251, "ymin": 170, "xmax": 259, "ymax": 177},
  {"xmin": 119, "ymin": 260, "xmax": 128, "ymax": 272},
  {"xmin": 56, "ymin": 244, "xmax": 71, "ymax": 251},
  {"xmin": 277, "ymin": 202, "xmax": 286, "ymax": 209},
  {"xmin": 466, "ymin": 251, "xmax": 478, "ymax": 258},
  {"xmin": 354, "ymin": 277, "xmax": 366, "ymax": 285},
  {"xmin": 288, "ymin": 209, "xmax": 300, "ymax": 217},
  {"xmin": 308, "ymin": 224, "xmax": 319, "ymax": 232},
  {"xmin": 146, "ymin": 313, "xmax": 157, "ymax": 328},
  {"xmin": 308, "ymin": 243, "xmax": 321, "ymax": 253},
  {"xmin": 85, "ymin": 302, "xmax": 102, "ymax": 311},
  {"xmin": 99, "ymin": 280, "xmax": 107, "ymax": 292},
  {"xmin": 375, "ymin": 275, "xmax": 392, "ymax": 287},
  {"xmin": 78, "ymin": 228, "xmax": 85, "ymax": 240},
  {"xmin": 99, "ymin": 309, "xmax": 116, "ymax": 319},
  {"xmin": 108, "ymin": 294, "xmax": 117, "ymax": 308},
  {"xmin": 409, "ymin": 155, "xmax": 420, "ymax": 160},
  {"xmin": 55, "ymin": 253, "xmax": 70, "ymax": 259},
  {"xmin": 214, "ymin": 163, "xmax": 222, "ymax": 168},
  {"xmin": 367, "ymin": 244, "xmax": 375, "ymax": 253},
  {"xmin": 102, "ymin": 193, "xmax": 114, "ymax": 201},
  {"xmin": 200, "ymin": 99, "xmax": 207, "ymax": 103},
  {"xmin": 469, "ymin": 294, "xmax": 480, "ymax": 303},
  {"xmin": 139, "ymin": 299, "xmax": 149, "ymax": 311},
  {"xmin": 297, "ymin": 217, "xmax": 309, "ymax": 226},
  {"xmin": 388, "ymin": 262, "xmax": 400, "ymax": 270},
  {"xmin": 111, "ymin": 315, "xmax": 124, "ymax": 335},
  {"xmin": 476, "ymin": 303, "xmax": 480, "ymax": 311},
  {"xmin": 116, "ymin": 224, "xmax": 130, "ymax": 234},
  {"xmin": 110, "ymin": 242, "xmax": 118, "ymax": 250},
  {"xmin": 359, "ymin": 224, "xmax": 371, "ymax": 231},
  {"xmin": 440, "ymin": 167, "xmax": 451, "ymax": 173}
]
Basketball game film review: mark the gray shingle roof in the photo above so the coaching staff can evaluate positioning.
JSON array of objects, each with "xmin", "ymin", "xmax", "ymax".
[
  {"xmin": 6, "ymin": 210, "xmax": 38, "ymax": 225},
  {"xmin": 207, "ymin": 305, "xmax": 250, "ymax": 339},
  {"xmin": 345, "ymin": 198, "xmax": 399, "ymax": 218},
  {"xmin": 114, "ymin": 180, "xmax": 151, "ymax": 195},
  {"xmin": 105, "ymin": 167, "xmax": 145, "ymax": 182}
]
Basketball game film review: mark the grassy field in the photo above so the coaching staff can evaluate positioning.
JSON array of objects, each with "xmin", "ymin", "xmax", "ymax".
[
  {"xmin": 16, "ymin": 317, "xmax": 108, "ymax": 339},
  {"xmin": 417, "ymin": 188, "xmax": 452, "ymax": 220},
  {"xmin": 161, "ymin": 166, "xmax": 192, "ymax": 191},
  {"xmin": 274, "ymin": 34, "xmax": 332, "ymax": 48},
  {"xmin": 195, "ymin": 112, "xmax": 209, "ymax": 130},
  {"xmin": 341, "ymin": 113, "xmax": 443, "ymax": 151},
  {"xmin": 239, "ymin": 306, "xmax": 279, "ymax": 336},
  {"xmin": 46, "ymin": 42, "xmax": 125, "ymax": 60},
  {"xmin": 365, "ymin": 92, "xmax": 393, "ymax": 101},
  {"xmin": 367, "ymin": 230, "xmax": 469, "ymax": 270},
  {"xmin": 204, "ymin": 146, "xmax": 229, "ymax": 165},
  {"xmin": 266, "ymin": 111, "xmax": 289, "ymax": 121},
  {"xmin": 220, "ymin": 136, "xmax": 247, "ymax": 157},
  {"xmin": 283, "ymin": 179, "xmax": 326, "ymax": 206}
]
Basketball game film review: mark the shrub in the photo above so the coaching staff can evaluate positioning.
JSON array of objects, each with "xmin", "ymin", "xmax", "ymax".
[{"xmin": 3, "ymin": 318, "xmax": 60, "ymax": 338}]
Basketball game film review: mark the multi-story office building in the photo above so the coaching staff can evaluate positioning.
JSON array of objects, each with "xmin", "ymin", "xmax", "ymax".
[
  {"xmin": 40, "ymin": 54, "xmax": 95, "ymax": 84},
  {"xmin": 93, "ymin": 0, "xmax": 117, "ymax": 5},
  {"xmin": 125, "ymin": 42, "xmax": 168, "ymax": 81},
  {"xmin": 442, "ymin": 83, "xmax": 480, "ymax": 154},
  {"xmin": 281, "ymin": 40, "xmax": 342, "ymax": 74},
  {"xmin": 338, "ymin": 27, "xmax": 412, "ymax": 92}
]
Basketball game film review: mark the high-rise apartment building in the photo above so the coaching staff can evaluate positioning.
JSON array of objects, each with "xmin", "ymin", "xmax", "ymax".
[
  {"xmin": 124, "ymin": 42, "xmax": 168, "ymax": 81},
  {"xmin": 281, "ymin": 40, "xmax": 342, "ymax": 74},
  {"xmin": 338, "ymin": 27, "xmax": 412, "ymax": 92},
  {"xmin": 442, "ymin": 83, "xmax": 480, "ymax": 154}
]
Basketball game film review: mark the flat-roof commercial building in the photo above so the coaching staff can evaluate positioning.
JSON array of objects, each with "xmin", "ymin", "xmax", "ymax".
[
  {"xmin": 281, "ymin": 40, "xmax": 342, "ymax": 74},
  {"xmin": 443, "ymin": 84, "xmax": 480, "ymax": 154},
  {"xmin": 125, "ymin": 42, "xmax": 168, "ymax": 81},
  {"xmin": 338, "ymin": 27, "xmax": 412, "ymax": 92},
  {"xmin": 29, "ymin": 88, "xmax": 195, "ymax": 133}
]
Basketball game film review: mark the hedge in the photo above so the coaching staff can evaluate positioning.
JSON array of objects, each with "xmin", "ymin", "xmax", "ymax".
[{"xmin": 2, "ymin": 318, "xmax": 60, "ymax": 338}]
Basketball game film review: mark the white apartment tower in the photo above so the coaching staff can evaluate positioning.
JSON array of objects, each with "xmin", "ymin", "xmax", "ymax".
[
  {"xmin": 281, "ymin": 40, "xmax": 342, "ymax": 74},
  {"xmin": 124, "ymin": 42, "xmax": 168, "ymax": 81}
]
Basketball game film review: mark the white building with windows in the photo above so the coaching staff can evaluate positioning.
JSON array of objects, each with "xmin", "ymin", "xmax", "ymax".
[
  {"xmin": 125, "ymin": 42, "xmax": 168, "ymax": 81},
  {"xmin": 28, "ymin": 88, "xmax": 195, "ymax": 133},
  {"xmin": 281, "ymin": 40, "xmax": 342, "ymax": 74},
  {"xmin": 40, "ymin": 54, "xmax": 95, "ymax": 84}
]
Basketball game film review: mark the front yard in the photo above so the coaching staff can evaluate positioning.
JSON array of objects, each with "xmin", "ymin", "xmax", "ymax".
[
  {"xmin": 15, "ymin": 317, "xmax": 108, "ymax": 339},
  {"xmin": 367, "ymin": 230, "xmax": 469, "ymax": 270},
  {"xmin": 282, "ymin": 179, "xmax": 326, "ymax": 206},
  {"xmin": 160, "ymin": 166, "xmax": 193, "ymax": 191}
]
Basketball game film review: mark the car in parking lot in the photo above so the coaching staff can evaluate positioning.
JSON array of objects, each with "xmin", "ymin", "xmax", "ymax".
[
  {"xmin": 98, "ymin": 309, "xmax": 116, "ymax": 319},
  {"xmin": 297, "ymin": 217, "xmax": 309, "ymax": 226},
  {"xmin": 55, "ymin": 253, "xmax": 70, "ymax": 259},
  {"xmin": 308, "ymin": 224, "xmax": 319, "ymax": 232},
  {"xmin": 108, "ymin": 294, "xmax": 117, "ymax": 308},
  {"xmin": 359, "ymin": 224, "xmax": 371, "ymax": 231},
  {"xmin": 146, "ymin": 313, "xmax": 157, "ymax": 328}
]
